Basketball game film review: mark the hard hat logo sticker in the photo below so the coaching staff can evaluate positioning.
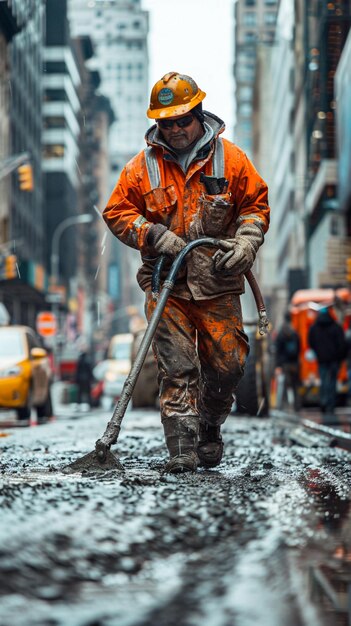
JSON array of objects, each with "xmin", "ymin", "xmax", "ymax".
[{"xmin": 158, "ymin": 88, "xmax": 174, "ymax": 105}]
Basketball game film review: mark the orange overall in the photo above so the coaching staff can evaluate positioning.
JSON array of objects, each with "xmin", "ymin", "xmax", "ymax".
[
  {"xmin": 145, "ymin": 291, "xmax": 248, "ymax": 426},
  {"xmin": 103, "ymin": 112, "xmax": 270, "ymax": 438}
]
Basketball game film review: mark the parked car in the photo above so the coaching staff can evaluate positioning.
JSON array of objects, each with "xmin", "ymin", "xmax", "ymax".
[
  {"xmin": 0, "ymin": 325, "xmax": 53, "ymax": 422},
  {"xmin": 93, "ymin": 333, "xmax": 134, "ymax": 409},
  {"xmin": 93, "ymin": 330, "xmax": 159, "ymax": 410}
]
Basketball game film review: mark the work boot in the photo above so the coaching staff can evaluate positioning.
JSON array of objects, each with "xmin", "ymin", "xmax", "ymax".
[
  {"xmin": 164, "ymin": 450, "xmax": 198, "ymax": 474},
  {"xmin": 197, "ymin": 422, "xmax": 224, "ymax": 468},
  {"xmin": 163, "ymin": 417, "xmax": 199, "ymax": 474}
]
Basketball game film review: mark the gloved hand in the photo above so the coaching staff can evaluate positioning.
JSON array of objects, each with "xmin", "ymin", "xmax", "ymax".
[
  {"xmin": 213, "ymin": 222, "xmax": 264, "ymax": 275},
  {"xmin": 147, "ymin": 223, "xmax": 186, "ymax": 257}
]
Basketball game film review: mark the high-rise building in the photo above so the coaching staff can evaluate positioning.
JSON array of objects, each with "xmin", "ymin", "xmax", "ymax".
[
  {"xmin": 304, "ymin": 0, "xmax": 351, "ymax": 289},
  {"xmin": 68, "ymin": 0, "xmax": 149, "ymax": 179},
  {"xmin": 336, "ymin": 29, "xmax": 351, "ymax": 225},
  {"xmin": 43, "ymin": 0, "xmax": 86, "ymax": 302},
  {"xmin": 252, "ymin": 0, "xmax": 298, "ymax": 322},
  {"xmin": 251, "ymin": 0, "xmax": 351, "ymax": 324},
  {"xmin": 0, "ymin": 1, "xmax": 21, "ymax": 249},
  {"xmin": 234, "ymin": 0, "xmax": 279, "ymax": 158},
  {"xmin": 68, "ymin": 0, "xmax": 150, "ymax": 330},
  {"xmin": 0, "ymin": 1, "xmax": 46, "ymax": 326},
  {"xmin": 233, "ymin": 0, "xmax": 279, "ymax": 321},
  {"xmin": 43, "ymin": 0, "xmax": 114, "ymax": 347}
]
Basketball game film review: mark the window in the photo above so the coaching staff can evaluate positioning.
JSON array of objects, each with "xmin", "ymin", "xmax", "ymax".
[
  {"xmin": 239, "ymin": 103, "xmax": 253, "ymax": 117},
  {"xmin": 245, "ymin": 0, "xmax": 256, "ymax": 4},
  {"xmin": 264, "ymin": 12, "xmax": 276, "ymax": 24},
  {"xmin": 45, "ymin": 61, "xmax": 66, "ymax": 73},
  {"xmin": 43, "ymin": 145, "xmax": 65, "ymax": 158},
  {"xmin": 244, "ymin": 32, "xmax": 256, "ymax": 42},
  {"xmin": 243, "ymin": 12, "xmax": 257, "ymax": 26},
  {"xmin": 44, "ymin": 116, "xmax": 66, "ymax": 129},
  {"xmin": 239, "ymin": 86, "xmax": 253, "ymax": 100},
  {"xmin": 44, "ymin": 89, "xmax": 67, "ymax": 102},
  {"xmin": 237, "ymin": 65, "xmax": 255, "ymax": 81}
]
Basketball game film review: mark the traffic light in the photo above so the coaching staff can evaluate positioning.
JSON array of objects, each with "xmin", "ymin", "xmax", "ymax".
[
  {"xmin": 18, "ymin": 163, "xmax": 34, "ymax": 191},
  {"xmin": 5, "ymin": 255, "xmax": 17, "ymax": 279},
  {"xmin": 346, "ymin": 258, "xmax": 351, "ymax": 282}
]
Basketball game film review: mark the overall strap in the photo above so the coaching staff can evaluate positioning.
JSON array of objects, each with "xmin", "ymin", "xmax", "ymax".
[
  {"xmin": 212, "ymin": 137, "xmax": 224, "ymax": 178},
  {"xmin": 144, "ymin": 146, "xmax": 161, "ymax": 189}
]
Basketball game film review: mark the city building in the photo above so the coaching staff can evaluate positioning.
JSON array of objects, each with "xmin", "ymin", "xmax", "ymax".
[
  {"xmin": 0, "ymin": 0, "xmax": 46, "ymax": 326},
  {"xmin": 68, "ymin": 0, "xmax": 149, "ymax": 174},
  {"xmin": 336, "ymin": 28, "xmax": 351, "ymax": 230},
  {"xmin": 0, "ymin": 0, "xmax": 20, "ymax": 250},
  {"xmin": 233, "ymin": 0, "xmax": 279, "ymax": 321},
  {"xmin": 43, "ymin": 0, "xmax": 114, "ymax": 350},
  {"xmin": 68, "ymin": 0, "xmax": 150, "ymax": 331},
  {"xmin": 234, "ymin": 0, "xmax": 279, "ymax": 159},
  {"xmin": 303, "ymin": 0, "xmax": 351, "ymax": 289},
  {"xmin": 245, "ymin": 0, "xmax": 351, "ymax": 325},
  {"xmin": 253, "ymin": 0, "xmax": 299, "ymax": 322}
]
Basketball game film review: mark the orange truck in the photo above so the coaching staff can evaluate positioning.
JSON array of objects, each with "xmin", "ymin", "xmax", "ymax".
[{"xmin": 289, "ymin": 288, "xmax": 351, "ymax": 406}]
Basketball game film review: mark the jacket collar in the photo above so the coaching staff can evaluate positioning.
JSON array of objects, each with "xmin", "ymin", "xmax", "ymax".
[{"xmin": 145, "ymin": 111, "xmax": 225, "ymax": 161}]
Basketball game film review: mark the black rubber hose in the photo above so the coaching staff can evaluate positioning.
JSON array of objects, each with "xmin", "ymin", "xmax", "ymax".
[{"xmin": 151, "ymin": 255, "xmax": 166, "ymax": 298}]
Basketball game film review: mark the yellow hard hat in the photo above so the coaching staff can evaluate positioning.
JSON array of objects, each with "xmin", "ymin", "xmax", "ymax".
[{"xmin": 147, "ymin": 72, "xmax": 206, "ymax": 119}]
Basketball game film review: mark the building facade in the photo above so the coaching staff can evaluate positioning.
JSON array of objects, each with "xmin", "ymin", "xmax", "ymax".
[
  {"xmin": 68, "ymin": 0, "xmax": 150, "ymax": 331},
  {"xmin": 0, "ymin": 0, "xmax": 46, "ymax": 326},
  {"xmin": 304, "ymin": 0, "xmax": 351, "ymax": 290},
  {"xmin": 0, "ymin": 1, "xmax": 20, "ymax": 249},
  {"xmin": 43, "ymin": 0, "xmax": 114, "ymax": 350},
  {"xmin": 234, "ymin": 0, "xmax": 279, "ymax": 158},
  {"xmin": 248, "ymin": 0, "xmax": 351, "ymax": 326},
  {"xmin": 336, "ymin": 29, "xmax": 351, "ymax": 227}
]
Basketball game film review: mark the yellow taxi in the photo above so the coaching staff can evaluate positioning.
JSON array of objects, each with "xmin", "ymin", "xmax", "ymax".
[{"xmin": 0, "ymin": 325, "xmax": 53, "ymax": 422}]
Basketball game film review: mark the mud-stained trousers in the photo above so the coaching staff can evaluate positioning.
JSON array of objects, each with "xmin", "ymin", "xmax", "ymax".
[{"xmin": 145, "ymin": 290, "xmax": 250, "ymax": 459}]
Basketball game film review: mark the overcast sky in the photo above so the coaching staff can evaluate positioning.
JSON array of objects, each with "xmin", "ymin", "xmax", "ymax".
[{"xmin": 141, "ymin": 0, "xmax": 235, "ymax": 138}]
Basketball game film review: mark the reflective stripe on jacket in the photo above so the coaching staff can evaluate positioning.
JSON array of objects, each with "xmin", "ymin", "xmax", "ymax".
[{"xmin": 103, "ymin": 111, "xmax": 270, "ymax": 300}]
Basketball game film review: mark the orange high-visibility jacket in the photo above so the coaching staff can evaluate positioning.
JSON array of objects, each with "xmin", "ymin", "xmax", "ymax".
[{"xmin": 103, "ymin": 112, "xmax": 270, "ymax": 300}]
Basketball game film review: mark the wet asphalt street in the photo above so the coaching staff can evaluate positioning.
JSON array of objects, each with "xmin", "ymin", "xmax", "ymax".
[{"xmin": 0, "ymin": 399, "xmax": 351, "ymax": 626}]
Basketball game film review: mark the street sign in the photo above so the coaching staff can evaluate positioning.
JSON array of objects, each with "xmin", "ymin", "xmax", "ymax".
[
  {"xmin": 36, "ymin": 311, "xmax": 57, "ymax": 337},
  {"xmin": 46, "ymin": 293, "xmax": 63, "ymax": 304}
]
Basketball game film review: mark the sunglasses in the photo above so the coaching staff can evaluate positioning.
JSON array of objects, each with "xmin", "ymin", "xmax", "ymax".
[{"xmin": 157, "ymin": 114, "xmax": 194, "ymax": 130}]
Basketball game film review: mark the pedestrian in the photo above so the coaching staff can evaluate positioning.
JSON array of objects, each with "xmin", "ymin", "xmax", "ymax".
[
  {"xmin": 308, "ymin": 306, "xmax": 347, "ymax": 415},
  {"xmin": 103, "ymin": 72, "xmax": 270, "ymax": 473},
  {"xmin": 275, "ymin": 311, "xmax": 301, "ymax": 411},
  {"xmin": 75, "ymin": 351, "xmax": 93, "ymax": 408}
]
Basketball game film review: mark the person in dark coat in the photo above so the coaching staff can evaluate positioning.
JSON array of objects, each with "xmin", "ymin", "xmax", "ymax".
[
  {"xmin": 75, "ymin": 351, "xmax": 93, "ymax": 407},
  {"xmin": 275, "ymin": 311, "xmax": 301, "ymax": 411},
  {"xmin": 308, "ymin": 307, "xmax": 347, "ymax": 415}
]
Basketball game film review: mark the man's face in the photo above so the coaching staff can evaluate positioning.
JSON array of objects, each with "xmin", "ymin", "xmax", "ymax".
[{"xmin": 156, "ymin": 112, "xmax": 203, "ymax": 150}]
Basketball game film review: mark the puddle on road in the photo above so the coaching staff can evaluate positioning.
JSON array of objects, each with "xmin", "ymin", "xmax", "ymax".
[{"xmin": 300, "ymin": 471, "xmax": 351, "ymax": 626}]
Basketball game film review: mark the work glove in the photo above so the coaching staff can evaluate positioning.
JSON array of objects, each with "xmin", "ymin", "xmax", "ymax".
[
  {"xmin": 213, "ymin": 222, "xmax": 264, "ymax": 275},
  {"xmin": 147, "ymin": 223, "xmax": 186, "ymax": 257}
]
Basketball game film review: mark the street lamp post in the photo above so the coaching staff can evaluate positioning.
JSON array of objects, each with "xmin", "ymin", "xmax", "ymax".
[
  {"xmin": 50, "ymin": 213, "xmax": 94, "ymax": 379},
  {"xmin": 50, "ymin": 213, "xmax": 93, "ymax": 287}
]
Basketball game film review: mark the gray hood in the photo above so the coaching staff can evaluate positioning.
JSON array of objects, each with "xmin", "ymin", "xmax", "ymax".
[{"xmin": 145, "ymin": 110, "xmax": 225, "ymax": 162}]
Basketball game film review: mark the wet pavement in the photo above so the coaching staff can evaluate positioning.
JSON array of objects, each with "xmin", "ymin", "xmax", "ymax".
[{"xmin": 0, "ymin": 398, "xmax": 351, "ymax": 626}]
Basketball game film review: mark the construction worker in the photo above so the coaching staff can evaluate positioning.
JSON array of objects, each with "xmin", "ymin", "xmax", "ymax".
[
  {"xmin": 308, "ymin": 306, "xmax": 347, "ymax": 416},
  {"xmin": 103, "ymin": 72, "xmax": 270, "ymax": 473}
]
